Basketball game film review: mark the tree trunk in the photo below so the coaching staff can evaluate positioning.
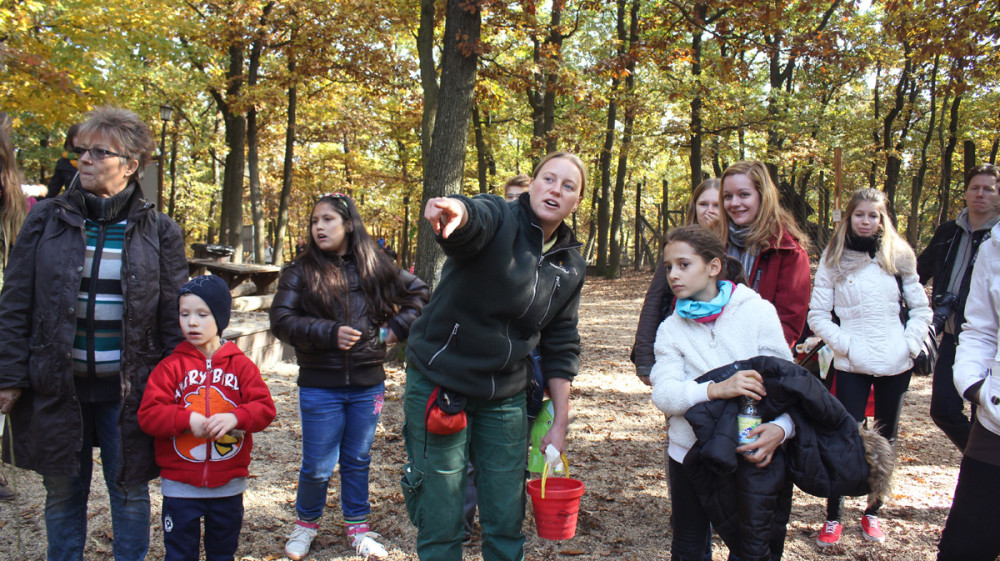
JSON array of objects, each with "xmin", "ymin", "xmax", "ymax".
[
  {"xmin": 246, "ymin": 3, "xmax": 272, "ymax": 264},
  {"xmin": 168, "ymin": 128, "xmax": 178, "ymax": 218},
  {"xmin": 688, "ymin": 2, "xmax": 707, "ymax": 191},
  {"xmin": 963, "ymin": 140, "xmax": 976, "ymax": 176},
  {"xmin": 882, "ymin": 45, "xmax": 913, "ymax": 225},
  {"xmin": 869, "ymin": 61, "xmax": 881, "ymax": 190},
  {"xmin": 473, "ymin": 105, "xmax": 489, "ymax": 193},
  {"xmin": 909, "ymin": 54, "xmax": 939, "ymax": 246},
  {"xmin": 274, "ymin": 46, "xmax": 297, "ymax": 267},
  {"xmin": 939, "ymin": 88, "xmax": 962, "ymax": 223},
  {"xmin": 216, "ymin": 43, "xmax": 247, "ymax": 262},
  {"xmin": 527, "ymin": 0, "xmax": 565, "ymax": 159},
  {"xmin": 414, "ymin": 0, "xmax": 482, "ymax": 289},
  {"xmin": 417, "ymin": 0, "xmax": 439, "ymax": 173},
  {"xmin": 609, "ymin": 0, "xmax": 639, "ymax": 278}
]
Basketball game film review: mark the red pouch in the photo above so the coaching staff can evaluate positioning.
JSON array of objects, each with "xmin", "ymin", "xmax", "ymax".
[{"xmin": 425, "ymin": 386, "xmax": 467, "ymax": 435}]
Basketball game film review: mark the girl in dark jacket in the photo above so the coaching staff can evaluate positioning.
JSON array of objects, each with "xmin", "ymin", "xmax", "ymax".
[
  {"xmin": 270, "ymin": 193, "xmax": 429, "ymax": 561},
  {"xmin": 713, "ymin": 161, "xmax": 811, "ymax": 348},
  {"xmin": 632, "ymin": 178, "xmax": 720, "ymax": 385}
]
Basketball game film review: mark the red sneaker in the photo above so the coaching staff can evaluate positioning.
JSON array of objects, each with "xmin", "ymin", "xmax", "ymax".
[
  {"xmin": 816, "ymin": 520, "xmax": 842, "ymax": 547},
  {"xmin": 861, "ymin": 515, "xmax": 885, "ymax": 543}
]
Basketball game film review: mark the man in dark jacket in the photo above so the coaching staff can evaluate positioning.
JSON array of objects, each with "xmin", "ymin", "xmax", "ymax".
[{"xmin": 918, "ymin": 164, "xmax": 1000, "ymax": 451}]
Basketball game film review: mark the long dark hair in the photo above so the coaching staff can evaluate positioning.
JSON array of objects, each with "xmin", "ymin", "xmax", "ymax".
[{"xmin": 295, "ymin": 193, "xmax": 413, "ymax": 322}]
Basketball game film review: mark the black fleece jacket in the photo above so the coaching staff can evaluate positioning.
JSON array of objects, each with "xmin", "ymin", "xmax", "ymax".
[{"xmin": 405, "ymin": 193, "xmax": 585, "ymax": 400}]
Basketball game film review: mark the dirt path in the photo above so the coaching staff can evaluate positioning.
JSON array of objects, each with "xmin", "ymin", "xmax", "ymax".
[{"xmin": 0, "ymin": 271, "xmax": 963, "ymax": 560}]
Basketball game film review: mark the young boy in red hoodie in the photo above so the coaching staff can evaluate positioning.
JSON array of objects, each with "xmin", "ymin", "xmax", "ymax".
[{"xmin": 139, "ymin": 275, "xmax": 276, "ymax": 561}]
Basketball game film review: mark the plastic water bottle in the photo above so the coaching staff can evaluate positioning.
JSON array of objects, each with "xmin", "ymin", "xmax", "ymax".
[{"xmin": 737, "ymin": 395, "xmax": 761, "ymax": 454}]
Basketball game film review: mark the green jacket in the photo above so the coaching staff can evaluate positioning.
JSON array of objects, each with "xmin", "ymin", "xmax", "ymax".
[{"xmin": 406, "ymin": 193, "xmax": 585, "ymax": 400}]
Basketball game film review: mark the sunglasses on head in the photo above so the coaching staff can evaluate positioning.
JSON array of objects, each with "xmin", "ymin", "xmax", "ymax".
[
  {"xmin": 72, "ymin": 146, "xmax": 126, "ymax": 160},
  {"xmin": 318, "ymin": 192, "xmax": 349, "ymax": 204}
]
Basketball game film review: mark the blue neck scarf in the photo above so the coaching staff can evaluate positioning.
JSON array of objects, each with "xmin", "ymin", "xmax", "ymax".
[{"xmin": 675, "ymin": 281, "xmax": 735, "ymax": 323}]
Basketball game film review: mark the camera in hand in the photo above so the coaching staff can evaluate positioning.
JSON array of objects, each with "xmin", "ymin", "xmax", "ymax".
[{"xmin": 931, "ymin": 292, "xmax": 959, "ymax": 333}]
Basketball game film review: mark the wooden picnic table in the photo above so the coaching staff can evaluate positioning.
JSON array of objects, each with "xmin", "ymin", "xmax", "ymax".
[{"xmin": 188, "ymin": 259, "xmax": 281, "ymax": 295}]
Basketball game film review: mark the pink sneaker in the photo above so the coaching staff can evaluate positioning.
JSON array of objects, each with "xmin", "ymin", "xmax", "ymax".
[
  {"xmin": 816, "ymin": 520, "xmax": 842, "ymax": 547},
  {"xmin": 861, "ymin": 515, "xmax": 885, "ymax": 543}
]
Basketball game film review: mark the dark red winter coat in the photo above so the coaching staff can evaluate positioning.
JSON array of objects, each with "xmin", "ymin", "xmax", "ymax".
[
  {"xmin": 746, "ymin": 230, "xmax": 811, "ymax": 347},
  {"xmin": 138, "ymin": 341, "xmax": 276, "ymax": 488}
]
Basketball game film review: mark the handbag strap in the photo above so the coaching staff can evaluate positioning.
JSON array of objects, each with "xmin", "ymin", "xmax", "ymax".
[{"xmin": 895, "ymin": 275, "xmax": 908, "ymax": 324}]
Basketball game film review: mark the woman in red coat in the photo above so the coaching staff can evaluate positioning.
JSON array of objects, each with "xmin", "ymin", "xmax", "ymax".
[{"xmin": 713, "ymin": 161, "xmax": 811, "ymax": 347}]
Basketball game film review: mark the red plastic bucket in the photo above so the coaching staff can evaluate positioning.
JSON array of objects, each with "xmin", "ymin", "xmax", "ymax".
[{"xmin": 527, "ymin": 477, "xmax": 585, "ymax": 540}]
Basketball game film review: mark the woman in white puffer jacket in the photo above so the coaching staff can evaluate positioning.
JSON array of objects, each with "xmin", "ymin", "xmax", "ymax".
[
  {"xmin": 937, "ymin": 220, "xmax": 1000, "ymax": 561},
  {"xmin": 807, "ymin": 188, "xmax": 931, "ymax": 547}
]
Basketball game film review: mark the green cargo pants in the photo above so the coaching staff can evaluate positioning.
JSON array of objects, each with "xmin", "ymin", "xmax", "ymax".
[{"xmin": 401, "ymin": 366, "xmax": 527, "ymax": 561}]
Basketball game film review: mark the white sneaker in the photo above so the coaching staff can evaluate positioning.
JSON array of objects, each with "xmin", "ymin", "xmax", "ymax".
[
  {"xmin": 285, "ymin": 523, "xmax": 318, "ymax": 560},
  {"xmin": 350, "ymin": 531, "xmax": 388, "ymax": 560}
]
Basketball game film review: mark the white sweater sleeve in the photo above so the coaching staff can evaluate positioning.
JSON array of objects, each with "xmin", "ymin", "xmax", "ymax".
[
  {"xmin": 650, "ymin": 319, "xmax": 712, "ymax": 416},
  {"xmin": 807, "ymin": 259, "xmax": 849, "ymax": 356},
  {"xmin": 901, "ymin": 269, "xmax": 933, "ymax": 357},
  {"xmin": 954, "ymin": 243, "xmax": 999, "ymax": 402}
]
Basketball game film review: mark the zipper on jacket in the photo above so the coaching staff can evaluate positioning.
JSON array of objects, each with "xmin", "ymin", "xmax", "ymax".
[
  {"xmin": 536, "ymin": 276, "xmax": 561, "ymax": 327},
  {"xmin": 344, "ymin": 280, "xmax": 352, "ymax": 386},
  {"xmin": 201, "ymin": 357, "xmax": 213, "ymax": 487},
  {"xmin": 428, "ymin": 323, "xmax": 460, "ymax": 365}
]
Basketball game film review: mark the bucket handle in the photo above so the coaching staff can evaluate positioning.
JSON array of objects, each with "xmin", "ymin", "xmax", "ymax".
[{"xmin": 539, "ymin": 453, "xmax": 569, "ymax": 499}]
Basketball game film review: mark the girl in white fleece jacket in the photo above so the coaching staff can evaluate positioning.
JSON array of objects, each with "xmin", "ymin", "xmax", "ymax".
[
  {"xmin": 650, "ymin": 225, "xmax": 793, "ymax": 561},
  {"xmin": 938, "ymin": 220, "xmax": 1000, "ymax": 561},
  {"xmin": 807, "ymin": 188, "xmax": 931, "ymax": 547}
]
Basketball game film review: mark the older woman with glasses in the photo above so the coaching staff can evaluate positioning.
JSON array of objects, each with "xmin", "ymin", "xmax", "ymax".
[{"xmin": 0, "ymin": 106, "xmax": 188, "ymax": 561}]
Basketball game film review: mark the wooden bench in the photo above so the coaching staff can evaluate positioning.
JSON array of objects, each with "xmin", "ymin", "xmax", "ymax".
[{"xmin": 188, "ymin": 259, "xmax": 281, "ymax": 295}]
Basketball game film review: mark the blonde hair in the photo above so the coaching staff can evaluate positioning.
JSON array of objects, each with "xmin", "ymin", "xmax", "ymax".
[
  {"xmin": 823, "ymin": 188, "xmax": 911, "ymax": 275},
  {"xmin": 532, "ymin": 151, "xmax": 588, "ymax": 199},
  {"xmin": 0, "ymin": 114, "xmax": 26, "ymax": 267},
  {"xmin": 686, "ymin": 178, "xmax": 721, "ymax": 226},
  {"xmin": 713, "ymin": 161, "xmax": 809, "ymax": 254}
]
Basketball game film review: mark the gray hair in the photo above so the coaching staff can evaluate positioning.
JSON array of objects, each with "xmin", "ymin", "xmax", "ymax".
[{"xmin": 77, "ymin": 106, "xmax": 156, "ymax": 180}]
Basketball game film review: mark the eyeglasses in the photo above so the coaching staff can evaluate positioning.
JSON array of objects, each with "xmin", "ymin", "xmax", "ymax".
[{"xmin": 72, "ymin": 146, "xmax": 127, "ymax": 160}]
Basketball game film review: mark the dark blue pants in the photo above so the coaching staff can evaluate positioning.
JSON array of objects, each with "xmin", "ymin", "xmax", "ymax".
[
  {"xmin": 930, "ymin": 333, "xmax": 974, "ymax": 451},
  {"xmin": 162, "ymin": 494, "xmax": 244, "ymax": 561}
]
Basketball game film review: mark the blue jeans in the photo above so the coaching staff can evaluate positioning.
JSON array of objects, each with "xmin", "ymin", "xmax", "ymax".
[
  {"xmin": 43, "ymin": 400, "xmax": 151, "ymax": 561},
  {"xmin": 295, "ymin": 384, "xmax": 384, "ymax": 522}
]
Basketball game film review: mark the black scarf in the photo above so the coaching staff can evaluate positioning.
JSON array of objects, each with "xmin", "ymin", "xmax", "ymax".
[
  {"xmin": 79, "ymin": 183, "xmax": 137, "ymax": 223},
  {"xmin": 845, "ymin": 230, "xmax": 881, "ymax": 257}
]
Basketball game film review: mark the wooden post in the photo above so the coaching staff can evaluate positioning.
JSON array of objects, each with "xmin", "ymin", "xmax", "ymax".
[
  {"xmin": 634, "ymin": 180, "xmax": 643, "ymax": 270},
  {"xmin": 833, "ymin": 148, "xmax": 843, "ymax": 224}
]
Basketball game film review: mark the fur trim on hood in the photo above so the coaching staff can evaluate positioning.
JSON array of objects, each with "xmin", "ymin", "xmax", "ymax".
[{"xmin": 830, "ymin": 244, "xmax": 917, "ymax": 285}]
